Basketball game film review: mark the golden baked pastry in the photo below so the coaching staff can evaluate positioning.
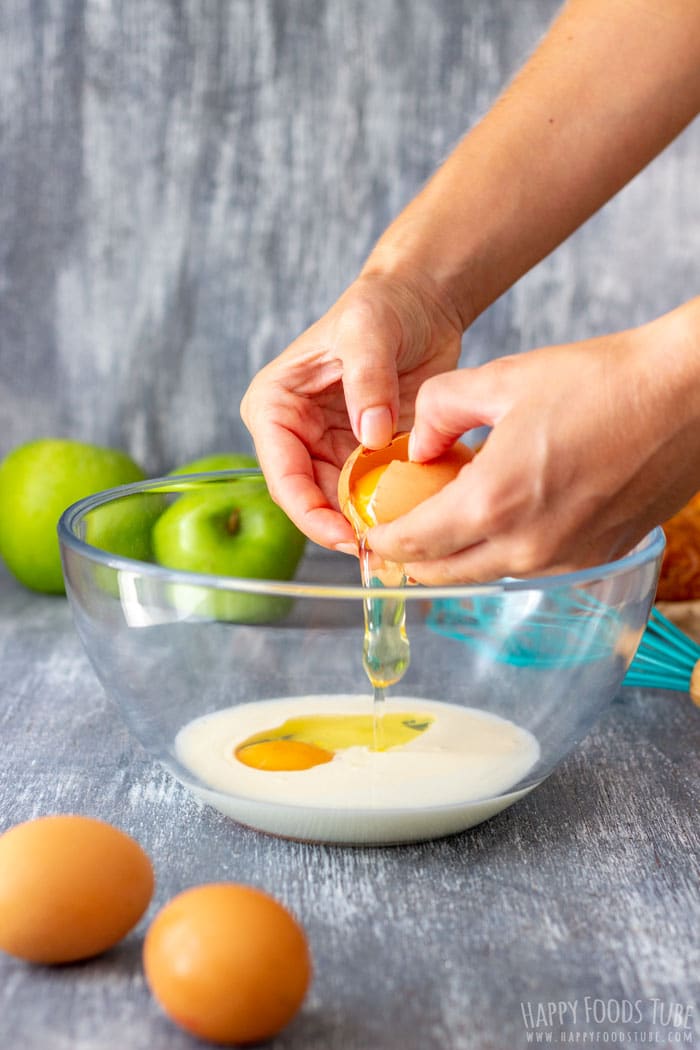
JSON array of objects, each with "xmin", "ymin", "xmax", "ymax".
[{"xmin": 656, "ymin": 492, "xmax": 700, "ymax": 601}]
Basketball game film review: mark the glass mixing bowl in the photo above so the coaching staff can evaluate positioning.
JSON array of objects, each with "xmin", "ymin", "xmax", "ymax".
[{"xmin": 58, "ymin": 472, "xmax": 664, "ymax": 846}]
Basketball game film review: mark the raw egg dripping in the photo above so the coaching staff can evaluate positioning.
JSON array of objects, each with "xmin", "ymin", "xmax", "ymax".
[{"xmin": 337, "ymin": 432, "xmax": 473, "ymax": 699}]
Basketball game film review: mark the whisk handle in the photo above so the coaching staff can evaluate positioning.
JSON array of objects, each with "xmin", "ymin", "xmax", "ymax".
[{"xmin": 690, "ymin": 662, "xmax": 700, "ymax": 707}]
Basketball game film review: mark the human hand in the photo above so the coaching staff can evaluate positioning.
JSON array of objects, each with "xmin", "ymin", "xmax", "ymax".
[
  {"xmin": 240, "ymin": 269, "xmax": 463, "ymax": 551},
  {"xmin": 366, "ymin": 300, "xmax": 700, "ymax": 583}
]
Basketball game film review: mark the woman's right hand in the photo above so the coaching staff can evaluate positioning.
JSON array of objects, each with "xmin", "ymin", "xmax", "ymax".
[
  {"xmin": 367, "ymin": 298, "xmax": 700, "ymax": 583},
  {"xmin": 240, "ymin": 268, "xmax": 464, "ymax": 552}
]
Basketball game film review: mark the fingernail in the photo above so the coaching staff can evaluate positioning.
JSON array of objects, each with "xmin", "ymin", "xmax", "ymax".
[
  {"xmin": 359, "ymin": 406, "xmax": 393, "ymax": 449},
  {"xmin": 334, "ymin": 542, "xmax": 357, "ymax": 557},
  {"xmin": 408, "ymin": 429, "xmax": 417, "ymax": 461}
]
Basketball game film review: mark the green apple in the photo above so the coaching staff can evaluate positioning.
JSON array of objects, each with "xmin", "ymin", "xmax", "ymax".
[
  {"xmin": 75, "ymin": 491, "xmax": 167, "ymax": 606},
  {"xmin": 169, "ymin": 452, "xmax": 258, "ymax": 475},
  {"xmin": 152, "ymin": 477, "xmax": 306, "ymax": 623},
  {"xmin": 0, "ymin": 438, "xmax": 145, "ymax": 594},
  {"xmin": 84, "ymin": 490, "xmax": 165, "ymax": 562}
]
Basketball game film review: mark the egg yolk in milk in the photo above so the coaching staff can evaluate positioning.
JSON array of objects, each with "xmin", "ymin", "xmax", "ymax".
[{"xmin": 235, "ymin": 712, "xmax": 434, "ymax": 771}]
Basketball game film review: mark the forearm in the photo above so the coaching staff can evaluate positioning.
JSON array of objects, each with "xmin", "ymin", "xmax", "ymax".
[{"xmin": 363, "ymin": 0, "xmax": 700, "ymax": 329}]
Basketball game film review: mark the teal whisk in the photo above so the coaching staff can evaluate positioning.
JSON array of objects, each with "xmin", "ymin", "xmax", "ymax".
[
  {"xmin": 427, "ymin": 594, "xmax": 700, "ymax": 706},
  {"xmin": 623, "ymin": 607, "xmax": 700, "ymax": 705}
]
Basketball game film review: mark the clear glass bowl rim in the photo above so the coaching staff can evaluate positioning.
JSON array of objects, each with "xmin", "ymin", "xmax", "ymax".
[{"xmin": 58, "ymin": 469, "xmax": 666, "ymax": 601}]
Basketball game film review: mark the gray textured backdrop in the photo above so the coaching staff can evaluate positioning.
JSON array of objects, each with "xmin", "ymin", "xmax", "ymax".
[{"xmin": 1, "ymin": 0, "xmax": 698, "ymax": 476}]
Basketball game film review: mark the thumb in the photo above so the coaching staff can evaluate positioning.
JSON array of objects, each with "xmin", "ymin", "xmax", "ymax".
[
  {"xmin": 335, "ymin": 298, "xmax": 401, "ymax": 449},
  {"xmin": 409, "ymin": 365, "xmax": 507, "ymax": 461}
]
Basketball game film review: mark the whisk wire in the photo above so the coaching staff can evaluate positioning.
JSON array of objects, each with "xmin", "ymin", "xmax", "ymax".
[{"xmin": 426, "ymin": 594, "xmax": 699, "ymax": 703}]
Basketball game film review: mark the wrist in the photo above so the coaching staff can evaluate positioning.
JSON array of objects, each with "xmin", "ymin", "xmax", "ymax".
[
  {"xmin": 359, "ymin": 248, "xmax": 469, "ymax": 339},
  {"xmin": 637, "ymin": 297, "xmax": 700, "ymax": 426}
]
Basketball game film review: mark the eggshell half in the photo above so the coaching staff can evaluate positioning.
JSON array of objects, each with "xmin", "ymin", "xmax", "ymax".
[{"xmin": 338, "ymin": 431, "xmax": 473, "ymax": 528}]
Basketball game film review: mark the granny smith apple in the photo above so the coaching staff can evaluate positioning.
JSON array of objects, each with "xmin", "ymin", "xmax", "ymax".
[
  {"xmin": 169, "ymin": 452, "xmax": 258, "ymax": 475},
  {"xmin": 152, "ymin": 478, "xmax": 306, "ymax": 623},
  {"xmin": 84, "ymin": 491, "xmax": 165, "ymax": 562},
  {"xmin": 0, "ymin": 438, "xmax": 145, "ymax": 594}
]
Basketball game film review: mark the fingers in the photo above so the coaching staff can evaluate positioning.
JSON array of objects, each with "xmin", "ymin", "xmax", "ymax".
[
  {"xmin": 365, "ymin": 461, "xmax": 492, "ymax": 580},
  {"xmin": 363, "ymin": 369, "xmax": 540, "ymax": 582},
  {"xmin": 363, "ymin": 342, "xmax": 655, "ymax": 583},
  {"xmin": 362, "ymin": 363, "xmax": 520, "ymax": 580},
  {"xmin": 260, "ymin": 432, "xmax": 356, "ymax": 554},
  {"xmin": 365, "ymin": 479, "xmax": 543, "ymax": 585},
  {"xmin": 333, "ymin": 297, "xmax": 402, "ymax": 449},
  {"xmin": 239, "ymin": 273, "xmax": 456, "ymax": 553},
  {"xmin": 408, "ymin": 361, "xmax": 511, "ymax": 461},
  {"xmin": 239, "ymin": 286, "xmax": 406, "ymax": 552},
  {"xmin": 241, "ymin": 406, "xmax": 355, "ymax": 552},
  {"xmin": 401, "ymin": 518, "xmax": 635, "ymax": 586}
]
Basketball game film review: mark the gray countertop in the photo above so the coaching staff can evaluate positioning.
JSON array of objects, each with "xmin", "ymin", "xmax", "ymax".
[
  {"xmin": 1, "ymin": 561, "xmax": 698, "ymax": 1050},
  {"xmin": 1, "ymin": 2, "xmax": 698, "ymax": 1044}
]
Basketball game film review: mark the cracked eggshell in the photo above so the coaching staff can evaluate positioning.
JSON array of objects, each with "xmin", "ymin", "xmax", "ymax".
[{"xmin": 338, "ymin": 431, "xmax": 473, "ymax": 527}]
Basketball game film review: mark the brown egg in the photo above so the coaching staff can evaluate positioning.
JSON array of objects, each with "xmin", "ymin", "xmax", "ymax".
[
  {"xmin": 338, "ymin": 431, "xmax": 473, "ymax": 530},
  {"xmin": 0, "ymin": 814, "xmax": 154, "ymax": 964},
  {"xmin": 143, "ymin": 883, "xmax": 312, "ymax": 1046}
]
